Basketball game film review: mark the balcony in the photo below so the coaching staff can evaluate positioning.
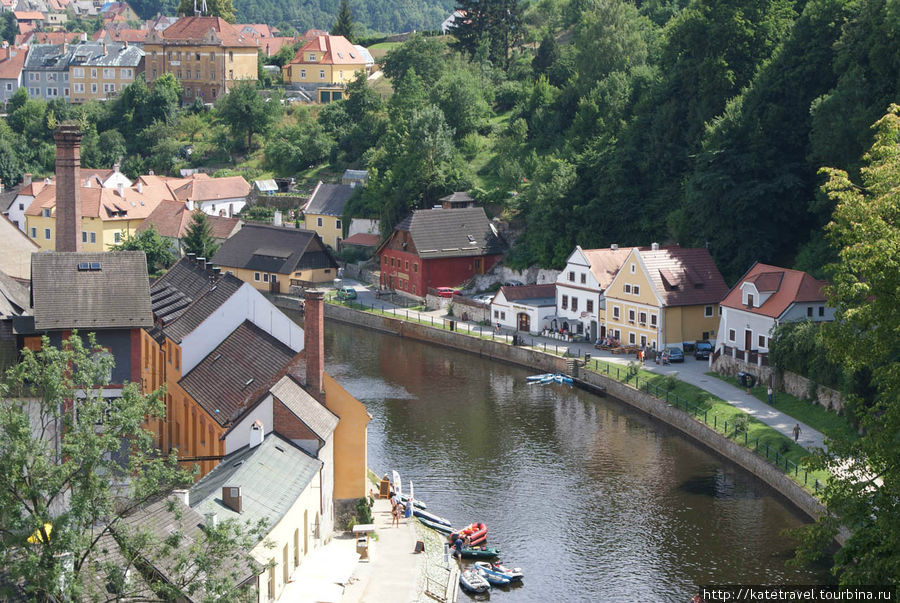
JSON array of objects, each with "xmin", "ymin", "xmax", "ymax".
[{"xmin": 722, "ymin": 345, "xmax": 769, "ymax": 367}]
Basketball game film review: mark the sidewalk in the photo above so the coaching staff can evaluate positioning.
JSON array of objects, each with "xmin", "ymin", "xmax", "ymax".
[{"xmin": 340, "ymin": 281, "xmax": 828, "ymax": 453}]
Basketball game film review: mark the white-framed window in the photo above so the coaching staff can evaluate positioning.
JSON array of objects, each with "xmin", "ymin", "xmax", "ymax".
[
  {"xmin": 122, "ymin": 68, "xmax": 132, "ymax": 78},
  {"xmin": 90, "ymin": 232, "xmax": 96, "ymax": 243},
  {"xmin": 195, "ymin": 70, "xmax": 200, "ymax": 79},
  {"xmin": 493, "ymin": 310, "xmax": 499, "ymax": 318},
  {"xmin": 568, "ymin": 271, "xmax": 574, "ymax": 282},
  {"xmin": 300, "ymin": 68, "xmax": 306, "ymax": 79},
  {"xmin": 103, "ymin": 83, "xmax": 116, "ymax": 93},
  {"xmin": 47, "ymin": 88, "xmax": 58, "ymax": 97},
  {"xmin": 308, "ymin": 53, "xmax": 315, "ymax": 61},
  {"xmin": 42, "ymin": 208, "xmax": 51, "ymax": 217},
  {"xmin": 572, "ymin": 297, "xmax": 578, "ymax": 311},
  {"xmin": 650, "ymin": 314, "xmax": 657, "ymax": 327},
  {"xmin": 47, "ymin": 72, "xmax": 57, "ymax": 81},
  {"xmin": 639, "ymin": 312, "xmax": 646, "ymax": 324},
  {"xmin": 64, "ymin": 87, "xmax": 69, "ymax": 97},
  {"xmin": 729, "ymin": 329, "xmax": 736, "ymax": 342},
  {"xmin": 263, "ymin": 273, "xmax": 269, "ymax": 283},
  {"xmin": 758, "ymin": 334, "xmax": 766, "ymax": 348},
  {"xmin": 630, "ymin": 263, "xmax": 636, "ymax": 273},
  {"xmin": 628, "ymin": 309, "xmax": 635, "ymax": 323},
  {"xmin": 316, "ymin": 217, "xmax": 323, "ymax": 227},
  {"xmin": 74, "ymin": 83, "xmax": 84, "ymax": 93},
  {"xmin": 5, "ymin": 83, "xmax": 11, "ymax": 91},
  {"xmin": 319, "ymin": 70, "xmax": 325, "ymax": 79},
  {"xmin": 73, "ymin": 67, "xmax": 84, "ymax": 78},
  {"xmin": 819, "ymin": 306, "xmax": 825, "ymax": 317},
  {"xmin": 91, "ymin": 83, "xmax": 98, "ymax": 93},
  {"xmin": 114, "ymin": 232, "xmax": 121, "ymax": 243},
  {"xmin": 29, "ymin": 72, "xmax": 38, "ymax": 81},
  {"xmin": 29, "ymin": 87, "xmax": 39, "ymax": 96},
  {"xmin": 581, "ymin": 273, "xmax": 586, "ymax": 284},
  {"xmin": 184, "ymin": 70, "xmax": 191, "ymax": 79},
  {"xmin": 624, "ymin": 284, "xmax": 631, "ymax": 293},
  {"xmin": 705, "ymin": 305, "xmax": 714, "ymax": 317},
  {"xmin": 102, "ymin": 68, "xmax": 115, "ymax": 78},
  {"xmin": 81, "ymin": 231, "xmax": 87, "ymax": 243},
  {"xmin": 561, "ymin": 295, "xmax": 568, "ymax": 310},
  {"xmin": 30, "ymin": 227, "xmax": 36, "ymax": 238},
  {"xmin": 44, "ymin": 228, "xmax": 51, "ymax": 239},
  {"xmin": 90, "ymin": 69, "xmax": 97, "ymax": 78},
  {"xmin": 254, "ymin": 272, "xmax": 260, "ymax": 281},
  {"xmin": 633, "ymin": 285, "xmax": 640, "ymax": 295},
  {"xmin": 18, "ymin": 203, "xmax": 23, "ymax": 210},
  {"xmin": 612, "ymin": 306, "xmax": 620, "ymax": 320},
  {"xmin": 629, "ymin": 332, "xmax": 636, "ymax": 344},
  {"xmin": 152, "ymin": 68, "xmax": 157, "ymax": 78}
]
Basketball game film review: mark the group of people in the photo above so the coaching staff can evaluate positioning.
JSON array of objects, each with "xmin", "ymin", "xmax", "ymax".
[
  {"xmin": 388, "ymin": 489, "xmax": 411, "ymax": 528},
  {"xmin": 450, "ymin": 532, "xmax": 473, "ymax": 560},
  {"xmin": 597, "ymin": 335, "xmax": 620, "ymax": 348}
]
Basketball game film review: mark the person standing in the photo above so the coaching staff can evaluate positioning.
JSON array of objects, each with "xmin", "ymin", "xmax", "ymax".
[
  {"xmin": 793, "ymin": 423, "xmax": 801, "ymax": 442},
  {"xmin": 767, "ymin": 386, "xmax": 774, "ymax": 405}
]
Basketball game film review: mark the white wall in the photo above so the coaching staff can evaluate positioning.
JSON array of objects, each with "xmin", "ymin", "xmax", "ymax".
[
  {"xmin": 198, "ymin": 197, "xmax": 246, "ymax": 218},
  {"xmin": 781, "ymin": 302, "xmax": 836, "ymax": 323},
  {"xmin": 181, "ymin": 283, "xmax": 305, "ymax": 374},
  {"xmin": 318, "ymin": 436, "xmax": 335, "ymax": 538},
  {"xmin": 717, "ymin": 306, "xmax": 776, "ymax": 352},
  {"xmin": 8, "ymin": 194, "xmax": 35, "ymax": 232},
  {"xmin": 224, "ymin": 394, "xmax": 274, "ymax": 455},
  {"xmin": 348, "ymin": 218, "xmax": 379, "ymax": 237}
]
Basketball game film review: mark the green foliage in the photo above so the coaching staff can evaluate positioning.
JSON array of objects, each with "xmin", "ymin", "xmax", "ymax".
[
  {"xmin": 113, "ymin": 226, "xmax": 176, "ymax": 276},
  {"xmin": 331, "ymin": 0, "xmax": 355, "ymax": 42},
  {"xmin": 355, "ymin": 497, "xmax": 373, "ymax": 525},
  {"xmin": 215, "ymin": 81, "xmax": 280, "ymax": 150},
  {"xmin": 451, "ymin": 0, "xmax": 524, "ymax": 71},
  {"xmin": 430, "ymin": 69, "xmax": 491, "ymax": 140},
  {"xmin": 176, "ymin": 0, "xmax": 235, "ymax": 21},
  {"xmin": 182, "ymin": 211, "xmax": 220, "ymax": 258},
  {"xmin": 239, "ymin": 205, "xmax": 275, "ymax": 223},
  {"xmin": 663, "ymin": 373, "xmax": 679, "ymax": 392},
  {"xmin": 0, "ymin": 11, "xmax": 17, "ymax": 44},
  {"xmin": 769, "ymin": 321, "xmax": 847, "ymax": 392},
  {"xmin": 264, "ymin": 112, "xmax": 335, "ymax": 176},
  {"xmin": 382, "ymin": 34, "xmax": 448, "ymax": 87}
]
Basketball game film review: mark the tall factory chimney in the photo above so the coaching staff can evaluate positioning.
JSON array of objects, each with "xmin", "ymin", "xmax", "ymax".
[{"xmin": 54, "ymin": 123, "xmax": 83, "ymax": 253}]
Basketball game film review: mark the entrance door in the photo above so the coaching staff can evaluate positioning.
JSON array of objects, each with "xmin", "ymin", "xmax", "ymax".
[
  {"xmin": 270, "ymin": 274, "xmax": 279, "ymax": 293},
  {"xmin": 600, "ymin": 324, "xmax": 606, "ymax": 339},
  {"xmin": 474, "ymin": 258, "xmax": 483, "ymax": 274},
  {"xmin": 744, "ymin": 329, "xmax": 752, "ymax": 351},
  {"xmin": 517, "ymin": 312, "xmax": 530, "ymax": 332}
]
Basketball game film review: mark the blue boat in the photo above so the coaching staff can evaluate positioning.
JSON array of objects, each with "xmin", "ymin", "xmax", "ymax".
[
  {"xmin": 476, "ymin": 561, "xmax": 524, "ymax": 582},
  {"xmin": 526, "ymin": 373, "xmax": 556, "ymax": 383},
  {"xmin": 475, "ymin": 563, "xmax": 511, "ymax": 587},
  {"xmin": 553, "ymin": 374, "xmax": 574, "ymax": 384},
  {"xmin": 417, "ymin": 516, "xmax": 454, "ymax": 534},
  {"xmin": 413, "ymin": 508, "xmax": 451, "ymax": 527}
]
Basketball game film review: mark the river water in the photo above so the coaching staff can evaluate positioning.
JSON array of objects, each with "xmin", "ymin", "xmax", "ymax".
[{"xmin": 319, "ymin": 319, "xmax": 832, "ymax": 601}]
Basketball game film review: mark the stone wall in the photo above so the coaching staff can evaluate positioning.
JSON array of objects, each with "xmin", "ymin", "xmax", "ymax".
[
  {"xmin": 712, "ymin": 352, "xmax": 775, "ymax": 385},
  {"xmin": 470, "ymin": 264, "xmax": 560, "ymax": 291}
]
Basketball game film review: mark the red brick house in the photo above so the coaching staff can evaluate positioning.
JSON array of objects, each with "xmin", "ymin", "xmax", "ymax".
[{"xmin": 376, "ymin": 207, "xmax": 505, "ymax": 295}]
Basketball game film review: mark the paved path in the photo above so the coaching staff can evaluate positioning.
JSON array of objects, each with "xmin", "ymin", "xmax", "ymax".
[
  {"xmin": 342, "ymin": 497, "xmax": 424, "ymax": 602},
  {"xmin": 341, "ymin": 282, "xmax": 828, "ymax": 453}
]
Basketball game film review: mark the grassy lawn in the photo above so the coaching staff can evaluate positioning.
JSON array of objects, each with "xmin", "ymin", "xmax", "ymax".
[{"xmin": 707, "ymin": 372, "xmax": 858, "ymax": 442}]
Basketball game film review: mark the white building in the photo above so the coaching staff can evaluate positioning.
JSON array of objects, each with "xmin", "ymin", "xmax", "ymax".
[{"xmin": 490, "ymin": 284, "xmax": 556, "ymax": 333}]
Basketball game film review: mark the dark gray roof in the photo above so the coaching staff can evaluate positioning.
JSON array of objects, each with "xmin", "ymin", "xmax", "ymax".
[
  {"xmin": 31, "ymin": 251, "xmax": 153, "ymax": 330},
  {"xmin": 439, "ymin": 191, "xmax": 474, "ymax": 204},
  {"xmin": 23, "ymin": 44, "xmax": 69, "ymax": 71},
  {"xmin": 150, "ymin": 257, "xmax": 243, "ymax": 343},
  {"xmin": 396, "ymin": 207, "xmax": 505, "ymax": 259},
  {"xmin": 68, "ymin": 42, "xmax": 144, "ymax": 67},
  {"xmin": 211, "ymin": 224, "xmax": 339, "ymax": 274},
  {"xmin": 190, "ymin": 433, "xmax": 323, "ymax": 531},
  {"xmin": 0, "ymin": 270, "xmax": 30, "ymax": 318},
  {"xmin": 342, "ymin": 169, "xmax": 367, "ymax": 180},
  {"xmin": 269, "ymin": 375, "xmax": 338, "ymax": 441},
  {"xmin": 304, "ymin": 182, "xmax": 354, "ymax": 217},
  {"xmin": 178, "ymin": 321, "xmax": 298, "ymax": 426}
]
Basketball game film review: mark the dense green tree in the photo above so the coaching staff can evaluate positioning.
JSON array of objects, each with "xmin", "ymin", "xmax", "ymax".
[
  {"xmin": 176, "ymin": 0, "xmax": 234, "ymax": 21},
  {"xmin": 0, "ymin": 11, "xmax": 17, "ymax": 45},
  {"xmin": 791, "ymin": 105, "xmax": 900, "ymax": 586},
  {"xmin": 264, "ymin": 117, "xmax": 335, "ymax": 176},
  {"xmin": 532, "ymin": 32, "xmax": 560, "ymax": 78},
  {"xmin": 430, "ymin": 69, "xmax": 491, "ymax": 140},
  {"xmin": 0, "ymin": 135, "xmax": 23, "ymax": 188},
  {"xmin": 215, "ymin": 81, "xmax": 279, "ymax": 150},
  {"xmin": 382, "ymin": 34, "xmax": 448, "ymax": 87},
  {"xmin": 113, "ymin": 226, "xmax": 176, "ymax": 275},
  {"xmin": 451, "ymin": 0, "xmax": 524, "ymax": 70},
  {"xmin": 182, "ymin": 211, "xmax": 220, "ymax": 258},
  {"xmin": 331, "ymin": 0, "xmax": 355, "ymax": 41}
]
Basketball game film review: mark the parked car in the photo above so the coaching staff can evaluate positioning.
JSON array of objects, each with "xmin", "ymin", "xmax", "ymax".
[
  {"xmin": 472, "ymin": 293, "xmax": 495, "ymax": 304},
  {"xmin": 435, "ymin": 287, "xmax": 455, "ymax": 298},
  {"xmin": 694, "ymin": 341, "xmax": 712, "ymax": 360},
  {"xmin": 662, "ymin": 347, "xmax": 684, "ymax": 363},
  {"xmin": 336, "ymin": 286, "xmax": 357, "ymax": 300}
]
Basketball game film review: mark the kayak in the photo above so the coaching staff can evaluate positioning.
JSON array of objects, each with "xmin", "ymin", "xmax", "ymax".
[
  {"xmin": 417, "ymin": 516, "xmax": 454, "ymax": 535},
  {"xmin": 475, "ymin": 563, "xmax": 511, "ymax": 587},
  {"xmin": 476, "ymin": 561, "xmax": 524, "ymax": 582},
  {"xmin": 412, "ymin": 508, "xmax": 451, "ymax": 527},
  {"xmin": 460, "ymin": 546, "xmax": 500, "ymax": 559},
  {"xmin": 526, "ymin": 373, "xmax": 555, "ymax": 382},
  {"xmin": 460, "ymin": 567, "xmax": 490, "ymax": 594},
  {"xmin": 399, "ymin": 493, "xmax": 426, "ymax": 510}
]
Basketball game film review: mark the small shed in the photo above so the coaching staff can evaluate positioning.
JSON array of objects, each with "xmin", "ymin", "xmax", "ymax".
[{"xmin": 254, "ymin": 179, "xmax": 278, "ymax": 195}]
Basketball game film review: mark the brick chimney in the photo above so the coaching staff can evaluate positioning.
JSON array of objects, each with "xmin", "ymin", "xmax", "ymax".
[
  {"xmin": 304, "ymin": 289, "xmax": 324, "ymax": 398},
  {"xmin": 53, "ymin": 124, "xmax": 83, "ymax": 252},
  {"xmin": 222, "ymin": 486, "xmax": 242, "ymax": 513}
]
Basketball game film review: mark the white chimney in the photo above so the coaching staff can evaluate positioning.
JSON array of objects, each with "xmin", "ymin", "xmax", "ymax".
[
  {"xmin": 610, "ymin": 243, "xmax": 618, "ymax": 250},
  {"xmin": 204, "ymin": 511, "xmax": 218, "ymax": 528},
  {"xmin": 249, "ymin": 420, "xmax": 264, "ymax": 448},
  {"xmin": 117, "ymin": 182, "xmax": 125, "ymax": 197},
  {"xmin": 137, "ymin": 180, "xmax": 143, "ymax": 193},
  {"xmin": 186, "ymin": 199, "xmax": 194, "ymax": 211},
  {"xmin": 23, "ymin": 174, "xmax": 32, "ymax": 186},
  {"xmin": 651, "ymin": 242, "xmax": 659, "ymax": 251},
  {"xmin": 172, "ymin": 489, "xmax": 190, "ymax": 506},
  {"xmin": 273, "ymin": 210, "xmax": 282, "ymax": 226}
]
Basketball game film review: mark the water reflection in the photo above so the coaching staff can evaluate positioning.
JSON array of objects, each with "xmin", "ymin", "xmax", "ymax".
[{"xmin": 317, "ymin": 318, "xmax": 832, "ymax": 601}]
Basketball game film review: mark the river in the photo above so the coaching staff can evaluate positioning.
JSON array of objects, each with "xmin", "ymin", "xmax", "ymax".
[{"xmin": 318, "ymin": 319, "xmax": 832, "ymax": 601}]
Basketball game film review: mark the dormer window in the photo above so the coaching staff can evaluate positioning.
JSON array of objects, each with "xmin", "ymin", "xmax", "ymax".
[
  {"xmin": 308, "ymin": 53, "xmax": 316, "ymax": 61},
  {"xmin": 747, "ymin": 294, "xmax": 755, "ymax": 307},
  {"xmin": 42, "ymin": 208, "xmax": 51, "ymax": 217}
]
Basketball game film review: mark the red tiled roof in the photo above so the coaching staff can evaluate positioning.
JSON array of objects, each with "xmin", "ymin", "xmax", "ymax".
[
  {"xmin": 17, "ymin": 22, "xmax": 35, "ymax": 36},
  {"xmin": 161, "ymin": 16, "xmax": 258, "ymax": 47},
  {"xmin": 720, "ymin": 262, "xmax": 828, "ymax": 319},
  {"xmin": 261, "ymin": 36, "xmax": 298, "ymax": 56},
  {"xmin": 171, "ymin": 175, "xmax": 250, "ymax": 202},
  {"xmin": 235, "ymin": 23, "xmax": 276, "ymax": 38},
  {"xmin": 0, "ymin": 46, "xmax": 26, "ymax": 80},
  {"xmin": 637, "ymin": 246, "xmax": 729, "ymax": 307},
  {"xmin": 500, "ymin": 283, "xmax": 555, "ymax": 301},
  {"xmin": 290, "ymin": 35, "xmax": 367, "ymax": 66},
  {"xmin": 580, "ymin": 247, "xmax": 638, "ymax": 289},
  {"xmin": 26, "ymin": 182, "xmax": 173, "ymax": 221},
  {"xmin": 13, "ymin": 11, "xmax": 44, "ymax": 20},
  {"xmin": 138, "ymin": 200, "xmax": 241, "ymax": 239},
  {"xmin": 342, "ymin": 232, "xmax": 380, "ymax": 247}
]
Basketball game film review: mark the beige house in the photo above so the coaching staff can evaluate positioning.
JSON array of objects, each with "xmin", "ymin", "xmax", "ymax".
[
  {"xmin": 68, "ymin": 42, "xmax": 145, "ymax": 103},
  {"xmin": 282, "ymin": 34, "xmax": 371, "ymax": 103}
]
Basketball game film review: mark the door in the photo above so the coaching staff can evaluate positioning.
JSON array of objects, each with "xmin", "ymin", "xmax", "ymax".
[
  {"xmin": 591, "ymin": 320, "xmax": 597, "ymax": 342},
  {"xmin": 474, "ymin": 258, "xmax": 483, "ymax": 274},
  {"xmin": 517, "ymin": 312, "xmax": 530, "ymax": 332},
  {"xmin": 270, "ymin": 274, "xmax": 279, "ymax": 293},
  {"xmin": 744, "ymin": 329, "xmax": 752, "ymax": 351}
]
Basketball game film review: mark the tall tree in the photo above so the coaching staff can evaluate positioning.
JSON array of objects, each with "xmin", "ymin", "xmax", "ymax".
[
  {"xmin": 792, "ymin": 105, "xmax": 900, "ymax": 586},
  {"xmin": 0, "ymin": 11, "xmax": 17, "ymax": 44},
  {"xmin": 182, "ymin": 211, "xmax": 219, "ymax": 259},
  {"xmin": 451, "ymin": 0, "xmax": 524, "ymax": 70},
  {"xmin": 214, "ymin": 81, "xmax": 279, "ymax": 150},
  {"xmin": 113, "ymin": 226, "xmax": 176, "ymax": 276},
  {"xmin": 331, "ymin": 0, "xmax": 354, "ymax": 42},
  {"xmin": 0, "ymin": 334, "xmax": 260, "ymax": 600},
  {"xmin": 382, "ymin": 34, "xmax": 447, "ymax": 87}
]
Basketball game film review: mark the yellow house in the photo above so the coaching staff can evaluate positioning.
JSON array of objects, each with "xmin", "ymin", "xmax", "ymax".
[
  {"xmin": 302, "ymin": 181, "xmax": 355, "ymax": 249},
  {"xmin": 323, "ymin": 373, "xmax": 370, "ymax": 501},
  {"xmin": 604, "ymin": 245, "xmax": 729, "ymax": 350},
  {"xmin": 211, "ymin": 223, "xmax": 340, "ymax": 294},
  {"xmin": 68, "ymin": 42, "xmax": 144, "ymax": 103},
  {"xmin": 144, "ymin": 16, "xmax": 258, "ymax": 104},
  {"xmin": 282, "ymin": 35, "xmax": 371, "ymax": 103},
  {"xmin": 24, "ymin": 182, "xmax": 170, "ymax": 251}
]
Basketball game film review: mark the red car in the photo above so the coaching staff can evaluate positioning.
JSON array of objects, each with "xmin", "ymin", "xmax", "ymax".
[{"xmin": 435, "ymin": 287, "xmax": 455, "ymax": 298}]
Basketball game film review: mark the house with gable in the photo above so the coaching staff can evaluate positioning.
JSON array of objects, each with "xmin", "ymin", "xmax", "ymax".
[
  {"xmin": 376, "ymin": 207, "xmax": 505, "ymax": 296},
  {"xmin": 0, "ymin": 44, "xmax": 27, "ymax": 105},
  {"xmin": 302, "ymin": 180, "xmax": 355, "ymax": 249},
  {"xmin": 555, "ymin": 244, "xmax": 635, "ymax": 341},
  {"xmin": 282, "ymin": 34, "xmax": 371, "ymax": 103},
  {"xmin": 136, "ymin": 198, "xmax": 242, "ymax": 255},
  {"xmin": 604, "ymin": 244, "xmax": 729, "ymax": 350},
  {"xmin": 490, "ymin": 284, "xmax": 556, "ymax": 333},
  {"xmin": 714, "ymin": 262, "xmax": 833, "ymax": 369}
]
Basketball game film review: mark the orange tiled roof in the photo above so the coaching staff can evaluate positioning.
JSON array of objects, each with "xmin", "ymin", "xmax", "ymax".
[
  {"xmin": 171, "ymin": 175, "xmax": 250, "ymax": 202},
  {"xmin": 137, "ymin": 199, "xmax": 241, "ymax": 239},
  {"xmin": 26, "ymin": 182, "xmax": 176, "ymax": 221},
  {"xmin": 261, "ymin": 36, "xmax": 298, "ymax": 56},
  {"xmin": 0, "ymin": 46, "xmax": 27, "ymax": 80},
  {"xmin": 290, "ymin": 35, "xmax": 367, "ymax": 66},
  {"xmin": 27, "ymin": 31, "xmax": 83, "ymax": 45},
  {"xmin": 720, "ymin": 262, "xmax": 828, "ymax": 319},
  {"xmin": 637, "ymin": 246, "xmax": 730, "ymax": 307},
  {"xmin": 160, "ymin": 16, "xmax": 258, "ymax": 47},
  {"xmin": 13, "ymin": 11, "xmax": 44, "ymax": 20},
  {"xmin": 580, "ymin": 247, "xmax": 639, "ymax": 290}
]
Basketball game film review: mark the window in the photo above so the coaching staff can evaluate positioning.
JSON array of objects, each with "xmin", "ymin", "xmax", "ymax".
[
  {"xmin": 73, "ymin": 67, "xmax": 84, "ymax": 77},
  {"xmin": 624, "ymin": 284, "xmax": 631, "ymax": 293},
  {"xmin": 30, "ymin": 227, "xmax": 36, "ymax": 238},
  {"xmin": 167, "ymin": 343, "xmax": 172, "ymax": 364},
  {"xmin": 175, "ymin": 348, "xmax": 180, "ymax": 370},
  {"xmin": 229, "ymin": 51, "xmax": 233, "ymax": 61},
  {"xmin": 29, "ymin": 72, "xmax": 38, "ymax": 81},
  {"xmin": 630, "ymin": 263, "xmax": 636, "ymax": 274},
  {"xmin": 47, "ymin": 88, "xmax": 58, "ymax": 97},
  {"xmin": 81, "ymin": 231, "xmax": 87, "ymax": 243},
  {"xmin": 404, "ymin": 260, "xmax": 409, "ymax": 270},
  {"xmin": 719, "ymin": 306, "xmax": 723, "ymax": 316},
  {"xmin": 633, "ymin": 285, "xmax": 640, "ymax": 295},
  {"xmin": 705, "ymin": 305, "xmax": 714, "ymax": 317},
  {"xmin": 42, "ymin": 208, "xmax": 51, "ymax": 217},
  {"xmin": 568, "ymin": 271, "xmax": 574, "ymax": 282},
  {"xmin": 587, "ymin": 300, "xmax": 594, "ymax": 313},
  {"xmin": 184, "ymin": 70, "xmax": 190, "ymax": 79},
  {"xmin": 91, "ymin": 83, "xmax": 98, "ymax": 93},
  {"xmin": 580, "ymin": 273, "xmax": 586, "ymax": 284},
  {"xmin": 122, "ymin": 68, "xmax": 132, "ymax": 78},
  {"xmin": 18, "ymin": 203, "xmax": 23, "ymax": 210},
  {"xmin": 807, "ymin": 306, "xmax": 813, "ymax": 317},
  {"xmin": 102, "ymin": 68, "xmax": 115, "ymax": 78},
  {"xmin": 335, "ymin": 219, "xmax": 341, "ymax": 229},
  {"xmin": 103, "ymin": 83, "xmax": 116, "ymax": 93},
  {"xmin": 640, "ymin": 335, "xmax": 646, "ymax": 347},
  {"xmin": 44, "ymin": 228, "xmax": 51, "ymax": 239},
  {"xmin": 317, "ymin": 217, "xmax": 323, "ymax": 227},
  {"xmin": 47, "ymin": 72, "xmax": 56, "ymax": 81},
  {"xmin": 29, "ymin": 88, "xmax": 39, "ymax": 96},
  {"xmin": 74, "ymin": 83, "xmax": 85, "ymax": 93},
  {"xmin": 629, "ymin": 333, "xmax": 636, "ymax": 344},
  {"xmin": 613, "ymin": 306, "xmax": 620, "ymax": 320},
  {"xmin": 614, "ymin": 329, "xmax": 621, "ymax": 339},
  {"xmin": 210, "ymin": 70, "xmax": 215, "ymax": 79},
  {"xmin": 413, "ymin": 263, "xmax": 418, "ymax": 273},
  {"xmin": 650, "ymin": 314, "xmax": 657, "ymax": 327},
  {"xmin": 639, "ymin": 311, "xmax": 646, "ymax": 324},
  {"xmin": 114, "ymin": 232, "xmax": 121, "ymax": 243},
  {"xmin": 152, "ymin": 68, "xmax": 157, "ymax": 78},
  {"xmin": 572, "ymin": 297, "xmax": 578, "ymax": 311},
  {"xmin": 500, "ymin": 311, "xmax": 506, "ymax": 320},
  {"xmin": 91, "ymin": 69, "xmax": 97, "ymax": 78},
  {"xmin": 747, "ymin": 294, "xmax": 755, "ymax": 307},
  {"xmin": 195, "ymin": 70, "xmax": 200, "ymax": 80},
  {"xmin": 308, "ymin": 53, "xmax": 316, "ymax": 61},
  {"xmin": 561, "ymin": 295, "xmax": 568, "ymax": 310},
  {"xmin": 300, "ymin": 68, "xmax": 306, "ymax": 79},
  {"xmin": 5, "ymin": 83, "xmax": 10, "ymax": 91},
  {"xmin": 177, "ymin": 70, "xmax": 182, "ymax": 79},
  {"xmin": 228, "ymin": 69, "xmax": 233, "ymax": 79},
  {"xmin": 319, "ymin": 70, "xmax": 325, "ymax": 79},
  {"xmin": 628, "ymin": 309, "xmax": 635, "ymax": 323},
  {"xmin": 702, "ymin": 331, "xmax": 709, "ymax": 340},
  {"xmin": 818, "ymin": 306, "xmax": 825, "ymax": 317},
  {"xmin": 390, "ymin": 258, "xmax": 395, "ymax": 267},
  {"xmin": 209, "ymin": 51, "xmax": 215, "ymax": 60},
  {"xmin": 263, "ymin": 273, "xmax": 269, "ymax": 282},
  {"xmin": 494, "ymin": 310, "xmax": 499, "ymax": 318},
  {"xmin": 729, "ymin": 329, "xmax": 736, "ymax": 342},
  {"xmin": 90, "ymin": 232, "xmax": 96, "ymax": 243},
  {"xmin": 254, "ymin": 272, "xmax": 260, "ymax": 281},
  {"xmin": 195, "ymin": 53, "xmax": 200, "ymax": 60},
  {"xmin": 758, "ymin": 334, "xmax": 766, "ymax": 348}
]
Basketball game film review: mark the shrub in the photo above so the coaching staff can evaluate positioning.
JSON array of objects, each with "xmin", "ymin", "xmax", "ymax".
[{"xmin": 663, "ymin": 373, "xmax": 679, "ymax": 392}]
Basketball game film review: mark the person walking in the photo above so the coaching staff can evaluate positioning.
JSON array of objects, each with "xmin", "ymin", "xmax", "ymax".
[{"xmin": 792, "ymin": 423, "xmax": 801, "ymax": 442}]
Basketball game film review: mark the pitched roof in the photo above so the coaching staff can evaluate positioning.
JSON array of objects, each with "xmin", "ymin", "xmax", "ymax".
[
  {"xmin": 26, "ymin": 31, "xmax": 83, "ymax": 45},
  {"xmin": 211, "ymin": 224, "xmax": 339, "ymax": 274},
  {"xmin": 0, "ymin": 269, "xmax": 30, "ymax": 318},
  {"xmin": 636, "ymin": 246, "xmax": 729, "ymax": 307},
  {"xmin": 13, "ymin": 11, "xmax": 44, "ymax": 19},
  {"xmin": 304, "ymin": 181, "xmax": 354, "ymax": 217},
  {"xmin": 499, "ymin": 283, "xmax": 555, "ymax": 303},
  {"xmin": 260, "ymin": 36, "xmax": 297, "ymax": 56},
  {"xmin": 190, "ymin": 432, "xmax": 322, "ymax": 532},
  {"xmin": 269, "ymin": 375, "xmax": 338, "ymax": 441},
  {"xmin": 67, "ymin": 41, "xmax": 144, "ymax": 67},
  {"xmin": 23, "ymin": 43, "xmax": 68, "ymax": 70},
  {"xmin": 0, "ymin": 213, "xmax": 38, "ymax": 282},
  {"xmin": 580, "ymin": 247, "xmax": 637, "ymax": 289},
  {"xmin": 342, "ymin": 232, "xmax": 379, "ymax": 247},
  {"xmin": 26, "ymin": 183, "xmax": 168, "ymax": 222},
  {"xmin": 179, "ymin": 321, "xmax": 298, "ymax": 426},
  {"xmin": 393, "ymin": 207, "xmax": 505, "ymax": 259},
  {"xmin": 158, "ymin": 16, "xmax": 257, "ymax": 47},
  {"xmin": 31, "ymin": 251, "xmax": 153, "ymax": 330},
  {"xmin": 170, "ymin": 175, "xmax": 250, "ymax": 203},
  {"xmin": 0, "ymin": 47, "xmax": 27, "ymax": 79},
  {"xmin": 439, "ymin": 191, "xmax": 474, "ymax": 204},
  {"xmin": 290, "ymin": 35, "xmax": 367, "ymax": 66},
  {"xmin": 720, "ymin": 262, "xmax": 829, "ymax": 319},
  {"xmin": 137, "ymin": 200, "xmax": 241, "ymax": 240}
]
